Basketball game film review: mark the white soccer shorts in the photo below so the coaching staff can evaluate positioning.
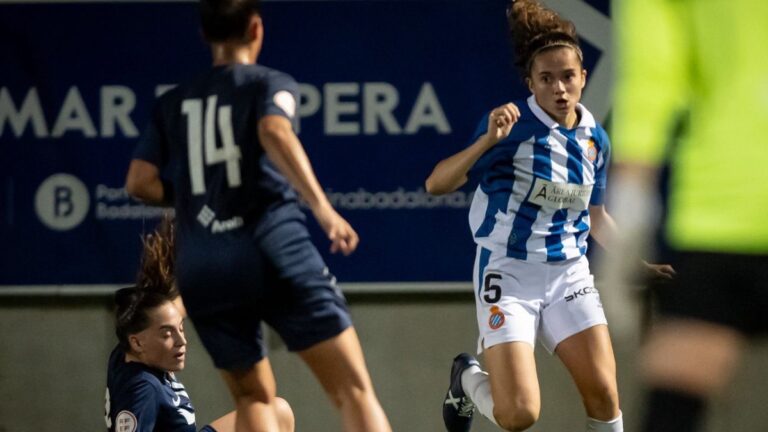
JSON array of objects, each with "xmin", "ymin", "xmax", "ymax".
[{"xmin": 473, "ymin": 246, "xmax": 607, "ymax": 354}]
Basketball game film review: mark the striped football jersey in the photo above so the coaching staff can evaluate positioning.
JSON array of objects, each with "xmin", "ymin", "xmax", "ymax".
[{"xmin": 468, "ymin": 96, "xmax": 610, "ymax": 262}]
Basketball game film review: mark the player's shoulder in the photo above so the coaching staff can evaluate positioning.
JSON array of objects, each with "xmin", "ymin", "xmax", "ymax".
[
  {"xmin": 258, "ymin": 65, "xmax": 296, "ymax": 82},
  {"xmin": 109, "ymin": 351, "xmax": 164, "ymax": 393},
  {"xmin": 508, "ymin": 97, "xmax": 547, "ymax": 140},
  {"xmin": 235, "ymin": 64, "xmax": 297, "ymax": 89},
  {"xmin": 124, "ymin": 364, "xmax": 164, "ymax": 389},
  {"xmin": 514, "ymin": 97, "xmax": 538, "ymax": 124},
  {"xmin": 591, "ymin": 122, "xmax": 611, "ymax": 148},
  {"xmin": 148, "ymin": 83, "xmax": 187, "ymax": 116}
]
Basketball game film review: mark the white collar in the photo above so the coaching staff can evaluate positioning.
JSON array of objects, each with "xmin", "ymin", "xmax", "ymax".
[{"xmin": 527, "ymin": 95, "xmax": 596, "ymax": 130}]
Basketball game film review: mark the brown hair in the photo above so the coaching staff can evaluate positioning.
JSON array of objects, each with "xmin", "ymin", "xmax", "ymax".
[
  {"xmin": 135, "ymin": 214, "xmax": 178, "ymax": 300},
  {"xmin": 114, "ymin": 215, "xmax": 179, "ymax": 352},
  {"xmin": 507, "ymin": 0, "xmax": 583, "ymax": 76},
  {"xmin": 114, "ymin": 287, "xmax": 170, "ymax": 352}
]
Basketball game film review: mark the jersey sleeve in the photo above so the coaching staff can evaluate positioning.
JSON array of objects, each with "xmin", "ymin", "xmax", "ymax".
[
  {"xmin": 111, "ymin": 379, "xmax": 160, "ymax": 432},
  {"xmin": 257, "ymin": 72, "xmax": 300, "ymax": 131},
  {"xmin": 590, "ymin": 128, "xmax": 611, "ymax": 206},
  {"xmin": 132, "ymin": 99, "xmax": 168, "ymax": 167}
]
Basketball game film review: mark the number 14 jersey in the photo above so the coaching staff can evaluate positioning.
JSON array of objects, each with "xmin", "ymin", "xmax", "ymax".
[{"xmin": 133, "ymin": 64, "xmax": 306, "ymax": 316}]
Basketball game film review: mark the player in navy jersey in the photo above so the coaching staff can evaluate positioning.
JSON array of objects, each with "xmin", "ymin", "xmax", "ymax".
[
  {"xmin": 105, "ymin": 220, "xmax": 294, "ymax": 432},
  {"xmin": 124, "ymin": 1, "xmax": 391, "ymax": 431},
  {"xmin": 426, "ymin": 1, "xmax": 672, "ymax": 431}
]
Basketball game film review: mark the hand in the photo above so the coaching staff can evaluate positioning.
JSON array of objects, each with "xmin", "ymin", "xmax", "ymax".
[
  {"xmin": 487, "ymin": 103, "xmax": 521, "ymax": 144},
  {"xmin": 313, "ymin": 204, "xmax": 359, "ymax": 256},
  {"xmin": 642, "ymin": 260, "xmax": 676, "ymax": 281}
]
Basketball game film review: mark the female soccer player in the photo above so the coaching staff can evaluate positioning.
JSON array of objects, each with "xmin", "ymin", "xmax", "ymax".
[
  {"xmin": 105, "ymin": 221, "xmax": 294, "ymax": 432},
  {"xmin": 124, "ymin": 1, "xmax": 391, "ymax": 431},
  {"xmin": 427, "ymin": 1, "xmax": 671, "ymax": 431}
]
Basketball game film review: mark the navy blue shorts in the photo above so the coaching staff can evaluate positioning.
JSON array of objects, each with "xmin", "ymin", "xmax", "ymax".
[
  {"xmin": 182, "ymin": 221, "xmax": 352, "ymax": 371},
  {"xmin": 655, "ymin": 251, "xmax": 768, "ymax": 337},
  {"xmin": 199, "ymin": 426, "xmax": 217, "ymax": 432}
]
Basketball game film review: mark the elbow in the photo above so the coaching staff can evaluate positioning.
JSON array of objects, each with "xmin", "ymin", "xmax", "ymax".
[
  {"xmin": 258, "ymin": 118, "xmax": 291, "ymax": 151},
  {"xmin": 425, "ymin": 172, "xmax": 464, "ymax": 195},
  {"xmin": 424, "ymin": 176, "xmax": 456, "ymax": 195},
  {"xmin": 125, "ymin": 173, "xmax": 143, "ymax": 199},
  {"xmin": 425, "ymin": 177, "xmax": 436, "ymax": 195},
  {"xmin": 125, "ymin": 160, "xmax": 157, "ymax": 202},
  {"xmin": 425, "ymin": 176, "xmax": 445, "ymax": 195},
  {"xmin": 125, "ymin": 178, "xmax": 152, "ymax": 203},
  {"xmin": 258, "ymin": 122, "xmax": 280, "ymax": 142}
]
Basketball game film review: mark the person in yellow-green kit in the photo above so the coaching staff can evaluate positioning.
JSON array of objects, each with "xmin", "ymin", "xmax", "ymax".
[{"xmin": 610, "ymin": 0, "xmax": 768, "ymax": 431}]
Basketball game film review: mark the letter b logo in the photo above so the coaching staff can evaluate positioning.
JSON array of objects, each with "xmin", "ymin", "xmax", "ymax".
[{"xmin": 35, "ymin": 173, "xmax": 90, "ymax": 231}]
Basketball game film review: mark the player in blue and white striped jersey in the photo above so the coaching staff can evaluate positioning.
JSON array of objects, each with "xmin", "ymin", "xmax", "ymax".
[
  {"xmin": 427, "ymin": 1, "xmax": 671, "ymax": 432},
  {"xmin": 466, "ymin": 94, "xmax": 610, "ymax": 263}
]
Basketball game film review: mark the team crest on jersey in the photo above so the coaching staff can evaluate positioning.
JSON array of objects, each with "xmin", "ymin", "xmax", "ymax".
[
  {"xmin": 586, "ymin": 139, "xmax": 597, "ymax": 162},
  {"xmin": 488, "ymin": 306, "xmax": 505, "ymax": 330},
  {"xmin": 115, "ymin": 410, "xmax": 137, "ymax": 432}
]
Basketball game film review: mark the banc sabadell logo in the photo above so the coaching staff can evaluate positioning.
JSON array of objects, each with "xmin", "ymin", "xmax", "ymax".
[{"xmin": 34, "ymin": 173, "xmax": 90, "ymax": 231}]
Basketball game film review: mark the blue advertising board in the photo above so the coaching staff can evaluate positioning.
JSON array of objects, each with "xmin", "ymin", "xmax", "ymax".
[{"xmin": 0, "ymin": 0, "xmax": 612, "ymax": 288}]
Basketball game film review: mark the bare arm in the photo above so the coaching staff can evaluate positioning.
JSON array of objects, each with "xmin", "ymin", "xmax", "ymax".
[
  {"xmin": 590, "ymin": 202, "xmax": 675, "ymax": 279},
  {"xmin": 125, "ymin": 159, "xmax": 167, "ymax": 205},
  {"xmin": 425, "ymin": 103, "xmax": 521, "ymax": 195},
  {"xmin": 588, "ymin": 204, "xmax": 618, "ymax": 249},
  {"xmin": 258, "ymin": 115, "xmax": 358, "ymax": 255},
  {"xmin": 425, "ymin": 134, "xmax": 496, "ymax": 195}
]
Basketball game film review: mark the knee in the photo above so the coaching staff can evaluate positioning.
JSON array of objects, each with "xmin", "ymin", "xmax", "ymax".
[
  {"xmin": 582, "ymin": 383, "xmax": 620, "ymax": 420},
  {"xmin": 275, "ymin": 397, "xmax": 295, "ymax": 432},
  {"xmin": 230, "ymin": 383, "xmax": 272, "ymax": 403},
  {"xmin": 493, "ymin": 400, "xmax": 539, "ymax": 432},
  {"xmin": 324, "ymin": 377, "xmax": 372, "ymax": 409}
]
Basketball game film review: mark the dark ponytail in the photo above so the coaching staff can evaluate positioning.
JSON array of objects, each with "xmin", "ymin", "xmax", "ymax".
[
  {"xmin": 135, "ymin": 214, "xmax": 178, "ymax": 300},
  {"xmin": 115, "ymin": 214, "xmax": 179, "ymax": 352}
]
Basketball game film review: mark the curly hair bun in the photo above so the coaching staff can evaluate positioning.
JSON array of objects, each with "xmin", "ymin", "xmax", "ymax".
[{"xmin": 507, "ymin": 0, "xmax": 580, "ymax": 75}]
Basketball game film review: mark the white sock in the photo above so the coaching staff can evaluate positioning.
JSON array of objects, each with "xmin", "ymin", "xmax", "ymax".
[
  {"xmin": 460, "ymin": 365, "xmax": 498, "ymax": 426},
  {"xmin": 586, "ymin": 411, "xmax": 623, "ymax": 432}
]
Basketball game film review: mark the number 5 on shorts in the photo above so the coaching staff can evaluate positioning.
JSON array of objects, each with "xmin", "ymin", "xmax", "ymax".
[{"xmin": 483, "ymin": 273, "xmax": 502, "ymax": 303}]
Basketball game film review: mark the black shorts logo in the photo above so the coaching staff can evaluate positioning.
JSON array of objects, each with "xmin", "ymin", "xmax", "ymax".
[{"xmin": 565, "ymin": 286, "xmax": 599, "ymax": 302}]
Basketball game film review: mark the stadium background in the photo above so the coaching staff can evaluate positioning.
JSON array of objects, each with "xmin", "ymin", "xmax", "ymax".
[{"xmin": 0, "ymin": 0, "xmax": 766, "ymax": 430}]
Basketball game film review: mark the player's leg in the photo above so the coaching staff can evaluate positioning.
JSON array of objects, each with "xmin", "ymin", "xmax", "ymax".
[
  {"xmin": 205, "ymin": 411, "xmax": 235, "ymax": 432},
  {"xmin": 206, "ymin": 396, "xmax": 294, "ymax": 432},
  {"xmin": 190, "ymin": 304, "xmax": 283, "ymax": 432},
  {"xmin": 219, "ymin": 358, "xmax": 282, "ymax": 432},
  {"xmin": 483, "ymin": 341, "xmax": 541, "ymax": 431},
  {"xmin": 261, "ymin": 221, "xmax": 391, "ymax": 431},
  {"xmin": 640, "ymin": 319, "xmax": 744, "ymax": 432},
  {"xmin": 540, "ymin": 256, "xmax": 620, "ymax": 430},
  {"xmin": 274, "ymin": 397, "xmax": 295, "ymax": 432},
  {"xmin": 444, "ymin": 344, "xmax": 539, "ymax": 432},
  {"xmin": 555, "ymin": 325, "xmax": 622, "ymax": 431},
  {"xmin": 639, "ymin": 252, "xmax": 763, "ymax": 432},
  {"xmin": 444, "ymin": 248, "xmax": 543, "ymax": 431},
  {"xmin": 298, "ymin": 327, "xmax": 392, "ymax": 432}
]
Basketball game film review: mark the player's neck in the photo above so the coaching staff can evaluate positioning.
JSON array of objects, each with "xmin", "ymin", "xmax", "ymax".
[
  {"xmin": 210, "ymin": 44, "xmax": 256, "ymax": 66},
  {"xmin": 124, "ymin": 351, "xmax": 142, "ymax": 364}
]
